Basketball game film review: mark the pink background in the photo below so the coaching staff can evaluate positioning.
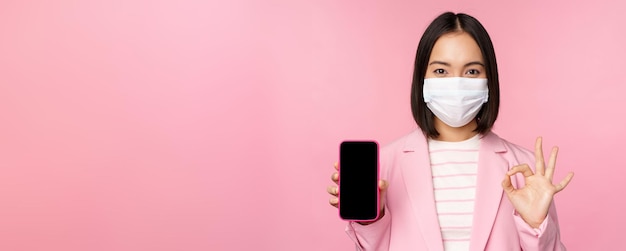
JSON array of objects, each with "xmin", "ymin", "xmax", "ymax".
[{"xmin": 0, "ymin": 0, "xmax": 624, "ymax": 250}]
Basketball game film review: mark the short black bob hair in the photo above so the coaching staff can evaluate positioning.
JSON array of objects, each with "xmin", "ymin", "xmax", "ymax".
[{"xmin": 410, "ymin": 12, "xmax": 500, "ymax": 138}]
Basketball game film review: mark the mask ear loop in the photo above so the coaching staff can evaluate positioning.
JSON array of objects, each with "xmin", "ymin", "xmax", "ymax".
[{"xmin": 476, "ymin": 100, "xmax": 488, "ymax": 123}]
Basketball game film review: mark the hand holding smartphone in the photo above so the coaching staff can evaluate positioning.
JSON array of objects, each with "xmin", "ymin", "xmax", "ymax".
[{"xmin": 339, "ymin": 141, "xmax": 380, "ymax": 221}]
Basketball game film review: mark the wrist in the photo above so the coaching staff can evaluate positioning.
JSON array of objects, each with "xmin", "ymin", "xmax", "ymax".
[{"xmin": 515, "ymin": 210, "xmax": 545, "ymax": 229}]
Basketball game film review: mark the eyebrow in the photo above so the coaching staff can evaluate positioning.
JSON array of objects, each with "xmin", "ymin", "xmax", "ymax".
[{"xmin": 429, "ymin": 61, "xmax": 485, "ymax": 67}]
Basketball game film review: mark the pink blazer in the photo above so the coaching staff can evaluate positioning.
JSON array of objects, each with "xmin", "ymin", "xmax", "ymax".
[{"xmin": 345, "ymin": 131, "xmax": 566, "ymax": 251}]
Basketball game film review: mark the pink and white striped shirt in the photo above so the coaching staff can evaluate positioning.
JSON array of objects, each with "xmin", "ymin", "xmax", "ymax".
[{"xmin": 428, "ymin": 134, "xmax": 480, "ymax": 251}]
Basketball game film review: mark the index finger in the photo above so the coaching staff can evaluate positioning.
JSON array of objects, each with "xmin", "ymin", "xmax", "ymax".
[
  {"xmin": 334, "ymin": 162, "xmax": 339, "ymax": 171},
  {"xmin": 535, "ymin": 137, "xmax": 545, "ymax": 176}
]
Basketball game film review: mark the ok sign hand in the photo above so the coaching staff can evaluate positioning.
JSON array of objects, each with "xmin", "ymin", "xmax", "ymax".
[{"xmin": 502, "ymin": 137, "xmax": 574, "ymax": 228}]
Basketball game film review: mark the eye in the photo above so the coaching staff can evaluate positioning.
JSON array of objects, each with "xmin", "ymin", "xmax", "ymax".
[
  {"xmin": 466, "ymin": 69, "xmax": 481, "ymax": 75},
  {"xmin": 433, "ymin": 69, "xmax": 447, "ymax": 75}
]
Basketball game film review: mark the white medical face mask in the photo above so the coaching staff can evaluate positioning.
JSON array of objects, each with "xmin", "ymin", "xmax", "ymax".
[{"xmin": 423, "ymin": 77, "xmax": 489, "ymax": 128}]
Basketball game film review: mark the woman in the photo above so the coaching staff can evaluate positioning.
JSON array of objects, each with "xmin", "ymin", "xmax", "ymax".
[{"xmin": 327, "ymin": 12, "xmax": 574, "ymax": 251}]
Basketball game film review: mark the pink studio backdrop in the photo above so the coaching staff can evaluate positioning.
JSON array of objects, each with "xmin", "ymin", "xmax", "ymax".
[{"xmin": 0, "ymin": 0, "xmax": 624, "ymax": 250}]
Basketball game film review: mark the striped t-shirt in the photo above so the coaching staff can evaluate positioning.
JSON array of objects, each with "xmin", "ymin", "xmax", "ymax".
[{"xmin": 428, "ymin": 134, "xmax": 480, "ymax": 251}]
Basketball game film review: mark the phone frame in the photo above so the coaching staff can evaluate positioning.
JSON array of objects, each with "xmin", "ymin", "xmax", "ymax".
[{"xmin": 338, "ymin": 140, "xmax": 380, "ymax": 222}]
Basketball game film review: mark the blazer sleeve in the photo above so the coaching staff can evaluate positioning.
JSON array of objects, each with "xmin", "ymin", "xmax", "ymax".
[
  {"xmin": 513, "ymin": 201, "xmax": 566, "ymax": 250},
  {"xmin": 344, "ymin": 206, "xmax": 392, "ymax": 251},
  {"xmin": 510, "ymin": 145, "xmax": 567, "ymax": 251}
]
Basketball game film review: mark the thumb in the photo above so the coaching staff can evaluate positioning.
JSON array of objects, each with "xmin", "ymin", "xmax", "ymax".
[
  {"xmin": 501, "ymin": 173, "xmax": 515, "ymax": 194},
  {"xmin": 379, "ymin": 180, "xmax": 389, "ymax": 211},
  {"xmin": 379, "ymin": 179, "xmax": 388, "ymax": 191}
]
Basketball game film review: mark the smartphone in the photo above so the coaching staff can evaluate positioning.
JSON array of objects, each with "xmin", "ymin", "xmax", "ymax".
[{"xmin": 339, "ymin": 141, "xmax": 379, "ymax": 221}]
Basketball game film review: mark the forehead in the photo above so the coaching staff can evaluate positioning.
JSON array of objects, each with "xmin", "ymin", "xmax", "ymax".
[{"xmin": 429, "ymin": 32, "xmax": 483, "ymax": 64}]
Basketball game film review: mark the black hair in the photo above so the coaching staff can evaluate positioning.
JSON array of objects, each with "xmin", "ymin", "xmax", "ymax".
[{"xmin": 410, "ymin": 12, "xmax": 500, "ymax": 138}]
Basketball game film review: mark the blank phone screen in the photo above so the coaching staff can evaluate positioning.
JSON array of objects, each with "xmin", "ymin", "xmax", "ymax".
[{"xmin": 339, "ymin": 141, "xmax": 379, "ymax": 221}]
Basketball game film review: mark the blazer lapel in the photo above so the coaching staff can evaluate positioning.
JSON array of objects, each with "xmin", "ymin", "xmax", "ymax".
[
  {"xmin": 400, "ymin": 131, "xmax": 444, "ymax": 251},
  {"xmin": 469, "ymin": 132, "xmax": 509, "ymax": 251}
]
